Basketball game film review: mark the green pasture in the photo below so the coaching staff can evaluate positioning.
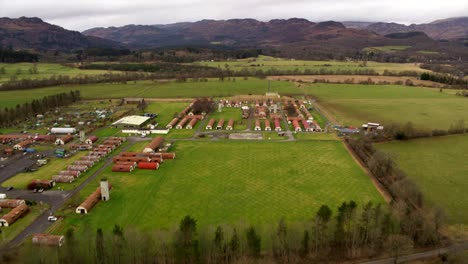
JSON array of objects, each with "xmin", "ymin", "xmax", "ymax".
[
  {"xmin": 363, "ymin": 46, "xmax": 411, "ymax": 53},
  {"xmin": 377, "ymin": 134, "xmax": 468, "ymax": 224},
  {"xmin": 52, "ymin": 140, "xmax": 384, "ymax": 235},
  {"xmin": 304, "ymin": 84, "xmax": 468, "ymax": 130}
]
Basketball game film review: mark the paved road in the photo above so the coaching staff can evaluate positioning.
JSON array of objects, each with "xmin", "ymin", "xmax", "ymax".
[
  {"xmin": 1, "ymin": 140, "xmax": 136, "ymax": 250},
  {"xmin": 0, "ymin": 150, "xmax": 54, "ymax": 184},
  {"xmin": 360, "ymin": 241, "xmax": 468, "ymax": 264}
]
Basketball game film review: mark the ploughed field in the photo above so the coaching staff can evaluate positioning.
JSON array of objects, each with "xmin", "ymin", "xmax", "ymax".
[
  {"xmin": 377, "ymin": 134, "xmax": 468, "ymax": 225},
  {"xmin": 52, "ymin": 140, "xmax": 384, "ymax": 234},
  {"xmin": 304, "ymin": 84, "xmax": 468, "ymax": 130}
]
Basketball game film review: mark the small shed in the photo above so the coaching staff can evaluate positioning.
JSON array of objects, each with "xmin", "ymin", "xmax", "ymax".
[
  {"xmin": 264, "ymin": 119, "xmax": 271, "ymax": 131},
  {"xmin": 143, "ymin": 136, "xmax": 164, "ymax": 153},
  {"xmin": 292, "ymin": 120, "xmax": 302, "ymax": 132},
  {"xmin": 85, "ymin": 136, "xmax": 98, "ymax": 145},
  {"xmin": 0, "ymin": 199, "xmax": 25, "ymax": 208},
  {"xmin": 254, "ymin": 119, "xmax": 261, "ymax": 131},
  {"xmin": 32, "ymin": 234, "xmax": 65, "ymax": 247},
  {"xmin": 55, "ymin": 135, "xmax": 73, "ymax": 145},
  {"xmin": 186, "ymin": 118, "xmax": 198, "ymax": 129},
  {"xmin": 138, "ymin": 162, "xmax": 160, "ymax": 170},
  {"xmin": 0, "ymin": 203, "xmax": 29, "ymax": 227},
  {"xmin": 52, "ymin": 175, "xmax": 75, "ymax": 183},
  {"xmin": 13, "ymin": 139, "xmax": 33, "ymax": 151},
  {"xmin": 274, "ymin": 119, "xmax": 282, "ymax": 132},
  {"xmin": 206, "ymin": 118, "xmax": 215, "ymax": 130},
  {"xmin": 301, "ymin": 120, "xmax": 312, "ymax": 132},
  {"xmin": 226, "ymin": 119, "xmax": 234, "ymax": 130},
  {"xmin": 112, "ymin": 164, "xmax": 134, "ymax": 172},
  {"xmin": 67, "ymin": 165, "xmax": 88, "ymax": 172},
  {"xmin": 59, "ymin": 170, "xmax": 81, "ymax": 177},
  {"xmin": 216, "ymin": 119, "xmax": 225, "ymax": 130},
  {"xmin": 166, "ymin": 118, "xmax": 179, "ymax": 129},
  {"xmin": 176, "ymin": 117, "xmax": 189, "ymax": 129}
]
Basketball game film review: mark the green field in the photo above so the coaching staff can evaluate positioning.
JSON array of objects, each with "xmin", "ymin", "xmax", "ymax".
[
  {"xmin": 363, "ymin": 46, "xmax": 411, "ymax": 53},
  {"xmin": 304, "ymin": 84, "xmax": 468, "ymax": 130},
  {"xmin": 192, "ymin": 55, "xmax": 424, "ymax": 74},
  {"xmin": 377, "ymin": 134, "xmax": 468, "ymax": 224},
  {"xmin": 0, "ymin": 78, "xmax": 300, "ymax": 108},
  {"xmin": 52, "ymin": 140, "xmax": 384, "ymax": 236},
  {"xmin": 0, "ymin": 63, "xmax": 113, "ymax": 83},
  {"xmin": 141, "ymin": 102, "xmax": 187, "ymax": 128}
]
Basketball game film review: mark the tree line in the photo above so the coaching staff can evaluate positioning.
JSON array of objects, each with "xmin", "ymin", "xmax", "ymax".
[
  {"xmin": 0, "ymin": 48, "xmax": 39, "ymax": 63},
  {"xmin": 420, "ymin": 72, "xmax": 468, "ymax": 87},
  {"xmin": 10, "ymin": 198, "xmax": 441, "ymax": 264},
  {"xmin": 0, "ymin": 90, "xmax": 81, "ymax": 126}
]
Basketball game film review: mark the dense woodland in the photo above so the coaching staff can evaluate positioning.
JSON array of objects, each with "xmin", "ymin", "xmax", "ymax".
[{"xmin": 0, "ymin": 48, "xmax": 39, "ymax": 63}]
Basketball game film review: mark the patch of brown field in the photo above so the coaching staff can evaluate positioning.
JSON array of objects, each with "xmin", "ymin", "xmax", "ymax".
[{"xmin": 268, "ymin": 75, "xmax": 443, "ymax": 87}]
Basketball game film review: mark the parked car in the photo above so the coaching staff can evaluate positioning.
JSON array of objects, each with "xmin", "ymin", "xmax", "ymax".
[
  {"xmin": 47, "ymin": 216, "xmax": 57, "ymax": 222},
  {"xmin": 38, "ymin": 189, "xmax": 44, "ymax": 193},
  {"xmin": 6, "ymin": 186, "xmax": 13, "ymax": 191}
]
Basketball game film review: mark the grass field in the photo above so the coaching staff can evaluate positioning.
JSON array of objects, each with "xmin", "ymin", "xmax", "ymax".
[
  {"xmin": 141, "ymin": 102, "xmax": 188, "ymax": 128},
  {"xmin": 304, "ymin": 84, "xmax": 468, "ymax": 130},
  {"xmin": 377, "ymin": 134, "xmax": 468, "ymax": 225},
  {"xmin": 52, "ymin": 140, "xmax": 384, "ymax": 236},
  {"xmin": 363, "ymin": 46, "xmax": 411, "ymax": 53},
  {"xmin": 192, "ymin": 55, "xmax": 424, "ymax": 74},
  {"xmin": 0, "ymin": 78, "xmax": 300, "ymax": 108},
  {"xmin": 0, "ymin": 63, "xmax": 113, "ymax": 83}
]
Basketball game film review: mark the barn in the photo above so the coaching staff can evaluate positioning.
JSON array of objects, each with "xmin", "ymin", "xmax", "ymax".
[
  {"xmin": 32, "ymin": 234, "xmax": 65, "ymax": 247},
  {"xmin": 55, "ymin": 135, "xmax": 73, "ymax": 145},
  {"xmin": 143, "ymin": 136, "xmax": 164, "ymax": 153},
  {"xmin": 0, "ymin": 203, "xmax": 29, "ymax": 227},
  {"xmin": 206, "ymin": 118, "xmax": 215, "ymax": 130},
  {"xmin": 292, "ymin": 120, "xmax": 302, "ymax": 132},
  {"xmin": 176, "ymin": 117, "xmax": 189, "ymax": 129},
  {"xmin": 85, "ymin": 136, "xmax": 98, "ymax": 145},
  {"xmin": 254, "ymin": 119, "xmax": 262, "ymax": 131},
  {"xmin": 138, "ymin": 162, "xmax": 160, "ymax": 170},
  {"xmin": 167, "ymin": 118, "xmax": 179, "ymax": 129},
  {"xmin": 216, "ymin": 119, "xmax": 225, "ymax": 130},
  {"xmin": 186, "ymin": 118, "xmax": 198, "ymax": 129},
  {"xmin": 13, "ymin": 139, "xmax": 33, "ymax": 151},
  {"xmin": 264, "ymin": 119, "xmax": 272, "ymax": 131},
  {"xmin": 226, "ymin": 119, "xmax": 234, "ymax": 130},
  {"xmin": 111, "ymin": 115, "xmax": 150, "ymax": 128},
  {"xmin": 52, "ymin": 175, "xmax": 75, "ymax": 183},
  {"xmin": 274, "ymin": 119, "xmax": 282, "ymax": 131}
]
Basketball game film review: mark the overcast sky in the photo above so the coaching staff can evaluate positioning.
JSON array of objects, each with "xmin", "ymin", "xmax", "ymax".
[{"xmin": 1, "ymin": 0, "xmax": 467, "ymax": 31}]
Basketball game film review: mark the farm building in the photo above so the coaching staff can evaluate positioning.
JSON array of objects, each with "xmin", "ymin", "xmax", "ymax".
[
  {"xmin": 32, "ymin": 234, "xmax": 65, "ymax": 247},
  {"xmin": 292, "ymin": 120, "xmax": 302, "ymax": 132},
  {"xmin": 113, "ymin": 156, "xmax": 150, "ymax": 163},
  {"xmin": 312, "ymin": 121, "xmax": 322, "ymax": 132},
  {"xmin": 13, "ymin": 139, "xmax": 33, "ymax": 151},
  {"xmin": 241, "ymin": 106, "xmax": 250, "ymax": 119},
  {"xmin": 123, "ymin": 98, "xmax": 143, "ymax": 104},
  {"xmin": 102, "ymin": 139, "xmax": 122, "ymax": 146},
  {"xmin": 59, "ymin": 170, "xmax": 81, "ymax": 177},
  {"xmin": 112, "ymin": 164, "xmax": 134, "ymax": 172},
  {"xmin": 34, "ymin": 135, "xmax": 56, "ymax": 142},
  {"xmin": 180, "ymin": 105, "xmax": 192, "ymax": 116},
  {"xmin": 70, "ymin": 144, "xmax": 92, "ymax": 150},
  {"xmin": 301, "ymin": 120, "xmax": 312, "ymax": 132},
  {"xmin": 89, "ymin": 151, "xmax": 107, "ymax": 157},
  {"xmin": 158, "ymin": 152, "xmax": 176, "ymax": 160},
  {"xmin": 0, "ymin": 203, "xmax": 29, "ymax": 227},
  {"xmin": 186, "ymin": 118, "xmax": 198, "ymax": 129},
  {"xmin": 254, "ymin": 119, "xmax": 261, "ymax": 131},
  {"xmin": 362, "ymin": 122, "xmax": 384, "ymax": 132},
  {"xmin": 67, "ymin": 165, "xmax": 88, "ymax": 172},
  {"xmin": 52, "ymin": 175, "xmax": 75, "ymax": 183},
  {"xmin": 226, "ymin": 119, "xmax": 234, "ymax": 130},
  {"xmin": 274, "ymin": 119, "xmax": 282, "ymax": 132},
  {"xmin": 216, "ymin": 119, "xmax": 225, "ymax": 130},
  {"xmin": 264, "ymin": 119, "xmax": 272, "ymax": 131},
  {"xmin": 74, "ymin": 160, "xmax": 95, "ymax": 166},
  {"xmin": 50, "ymin": 128, "xmax": 76, "ymax": 134},
  {"xmin": 0, "ymin": 199, "xmax": 25, "ymax": 208},
  {"xmin": 206, "ymin": 118, "xmax": 215, "ymax": 130},
  {"xmin": 138, "ymin": 162, "xmax": 160, "ymax": 170},
  {"xmin": 81, "ymin": 156, "xmax": 100, "ymax": 161},
  {"xmin": 111, "ymin": 115, "xmax": 151, "ymax": 128},
  {"xmin": 0, "ymin": 134, "xmax": 29, "ymax": 144},
  {"xmin": 76, "ymin": 182, "xmax": 111, "ymax": 214},
  {"xmin": 115, "ymin": 162, "xmax": 137, "ymax": 169},
  {"xmin": 85, "ymin": 136, "xmax": 98, "ymax": 145},
  {"xmin": 55, "ymin": 135, "xmax": 73, "ymax": 145},
  {"xmin": 143, "ymin": 136, "xmax": 164, "ymax": 153},
  {"xmin": 30, "ymin": 180, "xmax": 55, "ymax": 189},
  {"xmin": 176, "ymin": 117, "xmax": 189, "ymax": 129},
  {"xmin": 166, "ymin": 118, "xmax": 179, "ymax": 129},
  {"xmin": 337, "ymin": 128, "xmax": 360, "ymax": 136}
]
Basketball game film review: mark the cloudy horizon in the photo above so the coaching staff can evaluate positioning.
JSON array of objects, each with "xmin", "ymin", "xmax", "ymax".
[{"xmin": 0, "ymin": 0, "xmax": 467, "ymax": 31}]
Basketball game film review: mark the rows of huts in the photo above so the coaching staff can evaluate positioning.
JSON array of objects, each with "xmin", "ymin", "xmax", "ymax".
[
  {"xmin": 165, "ymin": 100, "xmax": 206, "ymax": 130},
  {"xmin": 253, "ymin": 119, "xmax": 282, "ymax": 131},
  {"xmin": 205, "ymin": 118, "xmax": 235, "ymax": 130},
  {"xmin": 0, "ymin": 199, "xmax": 29, "ymax": 227}
]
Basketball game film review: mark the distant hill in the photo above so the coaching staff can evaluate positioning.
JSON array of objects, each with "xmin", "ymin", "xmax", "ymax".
[
  {"xmin": 365, "ymin": 17, "xmax": 468, "ymax": 40},
  {"xmin": 0, "ymin": 17, "xmax": 121, "ymax": 52},
  {"xmin": 83, "ymin": 18, "xmax": 382, "ymax": 49}
]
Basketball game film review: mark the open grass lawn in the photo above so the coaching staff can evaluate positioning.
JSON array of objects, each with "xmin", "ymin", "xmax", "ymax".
[
  {"xmin": 0, "ymin": 204, "xmax": 48, "ymax": 246},
  {"xmin": 377, "ymin": 134, "xmax": 468, "ymax": 225},
  {"xmin": 141, "ymin": 102, "xmax": 188, "ymax": 129},
  {"xmin": 363, "ymin": 46, "xmax": 411, "ymax": 53},
  {"xmin": 53, "ymin": 140, "xmax": 384, "ymax": 236},
  {"xmin": 192, "ymin": 55, "xmax": 424, "ymax": 74},
  {"xmin": 304, "ymin": 84, "xmax": 468, "ymax": 130},
  {"xmin": 0, "ymin": 63, "xmax": 113, "ymax": 83},
  {"xmin": 0, "ymin": 78, "xmax": 299, "ymax": 108},
  {"xmin": 2, "ymin": 152, "xmax": 87, "ymax": 190}
]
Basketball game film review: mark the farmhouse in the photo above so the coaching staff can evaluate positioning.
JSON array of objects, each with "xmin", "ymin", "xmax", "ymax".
[
  {"xmin": 166, "ymin": 118, "xmax": 179, "ymax": 129},
  {"xmin": 143, "ymin": 136, "xmax": 164, "ymax": 153},
  {"xmin": 85, "ymin": 136, "xmax": 98, "ymax": 145},
  {"xmin": 206, "ymin": 118, "xmax": 215, "ymax": 130},
  {"xmin": 216, "ymin": 119, "xmax": 225, "ymax": 130},
  {"xmin": 264, "ymin": 119, "xmax": 272, "ymax": 131},
  {"xmin": 0, "ymin": 203, "xmax": 29, "ymax": 227},
  {"xmin": 274, "ymin": 119, "xmax": 282, "ymax": 131},
  {"xmin": 32, "ymin": 234, "xmax": 65, "ymax": 247},
  {"xmin": 55, "ymin": 135, "xmax": 73, "ymax": 145},
  {"xmin": 50, "ymin": 127, "xmax": 76, "ymax": 134},
  {"xmin": 254, "ymin": 119, "xmax": 261, "ymax": 131},
  {"xmin": 226, "ymin": 119, "xmax": 234, "ymax": 130},
  {"xmin": 111, "ymin": 115, "xmax": 151, "ymax": 128},
  {"xmin": 13, "ymin": 139, "xmax": 33, "ymax": 151},
  {"xmin": 176, "ymin": 117, "xmax": 189, "ymax": 129},
  {"xmin": 186, "ymin": 118, "xmax": 198, "ymax": 129}
]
